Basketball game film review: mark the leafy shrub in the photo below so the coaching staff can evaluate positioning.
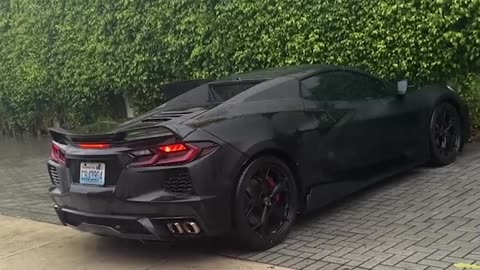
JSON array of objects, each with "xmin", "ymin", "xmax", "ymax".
[
  {"xmin": 452, "ymin": 74, "xmax": 480, "ymax": 128},
  {"xmin": 0, "ymin": 0, "xmax": 479, "ymax": 133}
]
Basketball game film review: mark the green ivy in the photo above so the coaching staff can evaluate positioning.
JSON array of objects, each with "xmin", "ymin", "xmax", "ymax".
[{"xmin": 0, "ymin": 0, "xmax": 479, "ymax": 134}]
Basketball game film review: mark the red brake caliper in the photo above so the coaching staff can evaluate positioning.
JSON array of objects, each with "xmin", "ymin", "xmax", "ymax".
[{"xmin": 265, "ymin": 176, "xmax": 281, "ymax": 202}]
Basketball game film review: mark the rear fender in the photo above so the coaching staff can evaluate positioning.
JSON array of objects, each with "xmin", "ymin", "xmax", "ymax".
[
  {"xmin": 414, "ymin": 85, "xmax": 471, "ymax": 145},
  {"xmin": 239, "ymin": 140, "xmax": 308, "ymax": 211}
]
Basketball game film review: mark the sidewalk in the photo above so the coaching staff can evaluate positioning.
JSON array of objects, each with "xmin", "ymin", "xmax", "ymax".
[{"xmin": 0, "ymin": 215, "xmax": 291, "ymax": 270}]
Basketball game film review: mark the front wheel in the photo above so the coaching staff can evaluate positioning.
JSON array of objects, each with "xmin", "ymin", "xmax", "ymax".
[
  {"xmin": 429, "ymin": 102, "xmax": 463, "ymax": 166},
  {"xmin": 232, "ymin": 156, "xmax": 298, "ymax": 250}
]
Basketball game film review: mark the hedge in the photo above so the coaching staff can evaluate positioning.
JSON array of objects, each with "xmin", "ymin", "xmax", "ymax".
[{"xmin": 0, "ymin": 0, "xmax": 479, "ymax": 134}]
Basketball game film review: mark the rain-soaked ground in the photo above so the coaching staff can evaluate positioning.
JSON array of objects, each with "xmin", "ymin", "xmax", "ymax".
[{"xmin": 0, "ymin": 135, "xmax": 57, "ymax": 223}]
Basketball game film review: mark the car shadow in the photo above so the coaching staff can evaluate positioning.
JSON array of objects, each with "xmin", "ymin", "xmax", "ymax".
[
  {"xmin": 297, "ymin": 170, "xmax": 422, "ymax": 225},
  {"xmin": 82, "ymin": 235, "xmax": 222, "ymax": 259}
]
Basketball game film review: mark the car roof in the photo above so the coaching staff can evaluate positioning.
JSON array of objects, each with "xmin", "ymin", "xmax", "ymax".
[{"xmin": 218, "ymin": 64, "xmax": 374, "ymax": 82}]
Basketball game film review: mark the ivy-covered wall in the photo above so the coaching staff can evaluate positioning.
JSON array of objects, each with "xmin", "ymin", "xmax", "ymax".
[{"xmin": 0, "ymin": 0, "xmax": 479, "ymax": 134}]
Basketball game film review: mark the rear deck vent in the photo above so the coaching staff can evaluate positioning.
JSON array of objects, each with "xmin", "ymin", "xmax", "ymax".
[{"xmin": 142, "ymin": 109, "xmax": 198, "ymax": 122}]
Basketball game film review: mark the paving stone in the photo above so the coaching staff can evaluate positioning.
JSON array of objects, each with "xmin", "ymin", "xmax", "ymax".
[
  {"xmin": 344, "ymin": 259, "xmax": 363, "ymax": 268},
  {"xmin": 308, "ymin": 250, "xmax": 335, "ymax": 260},
  {"xmin": 427, "ymin": 250, "xmax": 452, "ymax": 260},
  {"xmin": 280, "ymin": 257, "xmax": 305, "ymax": 268},
  {"xmin": 290, "ymin": 259, "xmax": 317, "ymax": 269},
  {"xmin": 372, "ymin": 265, "xmax": 405, "ymax": 270},
  {"xmin": 321, "ymin": 255, "xmax": 349, "ymax": 264},
  {"xmin": 247, "ymin": 251, "xmax": 272, "ymax": 261},
  {"xmin": 385, "ymin": 248, "xmax": 414, "ymax": 256},
  {"xmin": 278, "ymin": 248, "xmax": 304, "ymax": 257},
  {"xmin": 269, "ymin": 254, "xmax": 294, "ymax": 265},
  {"xmin": 418, "ymin": 258, "xmax": 451, "ymax": 269},
  {"xmin": 333, "ymin": 247, "xmax": 355, "ymax": 257},
  {"xmin": 317, "ymin": 263, "xmax": 343, "ymax": 270},
  {"xmin": 363, "ymin": 250, "xmax": 393, "ymax": 260},
  {"xmin": 297, "ymin": 252, "xmax": 315, "ymax": 259},
  {"xmin": 257, "ymin": 253, "xmax": 283, "ymax": 263},
  {"xmin": 396, "ymin": 261, "xmax": 428, "ymax": 270},
  {"xmin": 302, "ymin": 261, "xmax": 328, "ymax": 270},
  {"xmin": 441, "ymin": 256, "xmax": 475, "ymax": 264},
  {"xmin": 305, "ymin": 238, "xmax": 329, "ymax": 248},
  {"xmin": 342, "ymin": 253, "xmax": 372, "ymax": 262},
  {"xmin": 426, "ymin": 267, "xmax": 445, "ymax": 270},
  {"xmin": 359, "ymin": 257, "xmax": 388, "ymax": 269},
  {"xmin": 465, "ymin": 254, "xmax": 480, "ymax": 261},
  {"xmin": 450, "ymin": 247, "xmax": 476, "ymax": 258},
  {"xmin": 404, "ymin": 252, "xmax": 430, "ymax": 263},
  {"xmin": 381, "ymin": 255, "xmax": 408, "ymax": 266}
]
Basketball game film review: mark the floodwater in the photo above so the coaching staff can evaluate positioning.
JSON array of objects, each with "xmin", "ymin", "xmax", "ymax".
[
  {"xmin": 0, "ymin": 135, "xmax": 51, "ymax": 167},
  {"xmin": 0, "ymin": 135, "xmax": 56, "ymax": 223}
]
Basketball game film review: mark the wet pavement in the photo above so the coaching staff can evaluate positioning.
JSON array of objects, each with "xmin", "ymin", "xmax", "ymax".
[
  {"xmin": 1, "ymin": 135, "xmax": 480, "ymax": 270},
  {"xmin": 0, "ymin": 136, "xmax": 57, "ymax": 223}
]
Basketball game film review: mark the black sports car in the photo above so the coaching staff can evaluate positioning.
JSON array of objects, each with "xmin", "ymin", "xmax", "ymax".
[{"xmin": 47, "ymin": 65, "xmax": 470, "ymax": 250}]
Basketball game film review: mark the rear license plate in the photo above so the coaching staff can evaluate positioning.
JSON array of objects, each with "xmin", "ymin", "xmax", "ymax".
[{"xmin": 79, "ymin": 162, "xmax": 106, "ymax": 186}]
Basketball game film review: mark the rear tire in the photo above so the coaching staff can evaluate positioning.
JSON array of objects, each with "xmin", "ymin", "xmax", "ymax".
[
  {"xmin": 232, "ymin": 156, "xmax": 298, "ymax": 250},
  {"xmin": 429, "ymin": 102, "xmax": 463, "ymax": 166}
]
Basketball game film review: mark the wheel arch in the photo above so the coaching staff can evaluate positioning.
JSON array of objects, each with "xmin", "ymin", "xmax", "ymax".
[
  {"xmin": 238, "ymin": 146, "xmax": 306, "ymax": 212},
  {"xmin": 431, "ymin": 94, "xmax": 470, "ymax": 150},
  {"xmin": 228, "ymin": 146, "xmax": 302, "ymax": 249},
  {"xmin": 417, "ymin": 86, "xmax": 471, "ymax": 149}
]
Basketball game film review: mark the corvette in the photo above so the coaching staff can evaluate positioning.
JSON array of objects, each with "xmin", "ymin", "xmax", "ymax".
[{"xmin": 48, "ymin": 65, "xmax": 470, "ymax": 250}]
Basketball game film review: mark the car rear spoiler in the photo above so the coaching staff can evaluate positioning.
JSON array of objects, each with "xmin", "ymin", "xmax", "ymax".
[
  {"xmin": 49, "ymin": 124, "xmax": 195, "ymax": 144},
  {"xmin": 49, "ymin": 128, "xmax": 126, "ymax": 144}
]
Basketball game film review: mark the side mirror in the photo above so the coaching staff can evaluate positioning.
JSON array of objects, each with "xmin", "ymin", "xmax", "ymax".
[{"xmin": 397, "ymin": 79, "xmax": 408, "ymax": 96}]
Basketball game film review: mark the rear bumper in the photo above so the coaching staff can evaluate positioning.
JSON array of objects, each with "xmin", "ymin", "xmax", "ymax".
[
  {"xmin": 50, "ymin": 186, "xmax": 230, "ymax": 240},
  {"xmin": 53, "ymin": 205, "xmax": 209, "ymax": 240}
]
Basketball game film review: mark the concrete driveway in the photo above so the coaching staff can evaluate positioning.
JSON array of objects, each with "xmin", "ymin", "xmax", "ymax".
[{"xmin": 0, "ymin": 215, "xmax": 290, "ymax": 270}]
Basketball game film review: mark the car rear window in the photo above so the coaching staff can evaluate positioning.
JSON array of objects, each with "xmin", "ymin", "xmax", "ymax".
[
  {"xmin": 209, "ymin": 81, "xmax": 262, "ymax": 102},
  {"xmin": 155, "ymin": 80, "xmax": 263, "ymax": 110}
]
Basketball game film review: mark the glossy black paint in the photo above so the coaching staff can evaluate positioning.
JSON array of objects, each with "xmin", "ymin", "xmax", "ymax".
[{"xmin": 48, "ymin": 65, "xmax": 470, "ymax": 241}]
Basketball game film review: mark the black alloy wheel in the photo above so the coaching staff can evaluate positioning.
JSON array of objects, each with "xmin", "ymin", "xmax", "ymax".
[
  {"xmin": 233, "ymin": 156, "xmax": 298, "ymax": 250},
  {"xmin": 429, "ymin": 102, "xmax": 462, "ymax": 166}
]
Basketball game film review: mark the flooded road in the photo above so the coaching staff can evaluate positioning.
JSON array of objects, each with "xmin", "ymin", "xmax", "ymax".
[
  {"xmin": 0, "ymin": 135, "xmax": 50, "ymax": 166},
  {"xmin": 0, "ymin": 136, "xmax": 57, "ymax": 223}
]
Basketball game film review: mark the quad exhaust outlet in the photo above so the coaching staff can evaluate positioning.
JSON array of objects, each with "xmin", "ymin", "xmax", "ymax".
[{"xmin": 167, "ymin": 222, "xmax": 201, "ymax": 235}]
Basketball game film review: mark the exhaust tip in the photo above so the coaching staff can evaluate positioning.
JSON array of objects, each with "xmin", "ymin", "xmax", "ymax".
[
  {"xmin": 167, "ymin": 222, "xmax": 184, "ymax": 234},
  {"xmin": 166, "ymin": 221, "xmax": 201, "ymax": 235},
  {"xmin": 183, "ymin": 222, "xmax": 201, "ymax": 234}
]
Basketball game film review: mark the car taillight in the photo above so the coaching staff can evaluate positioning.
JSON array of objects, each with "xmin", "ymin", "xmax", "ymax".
[
  {"xmin": 129, "ymin": 142, "xmax": 217, "ymax": 167},
  {"xmin": 78, "ymin": 143, "xmax": 111, "ymax": 149},
  {"xmin": 159, "ymin": 143, "xmax": 187, "ymax": 153},
  {"xmin": 50, "ymin": 142, "xmax": 66, "ymax": 164}
]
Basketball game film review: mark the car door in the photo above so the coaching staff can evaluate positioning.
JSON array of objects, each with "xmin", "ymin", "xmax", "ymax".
[{"xmin": 301, "ymin": 70, "xmax": 419, "ymax": 175}]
